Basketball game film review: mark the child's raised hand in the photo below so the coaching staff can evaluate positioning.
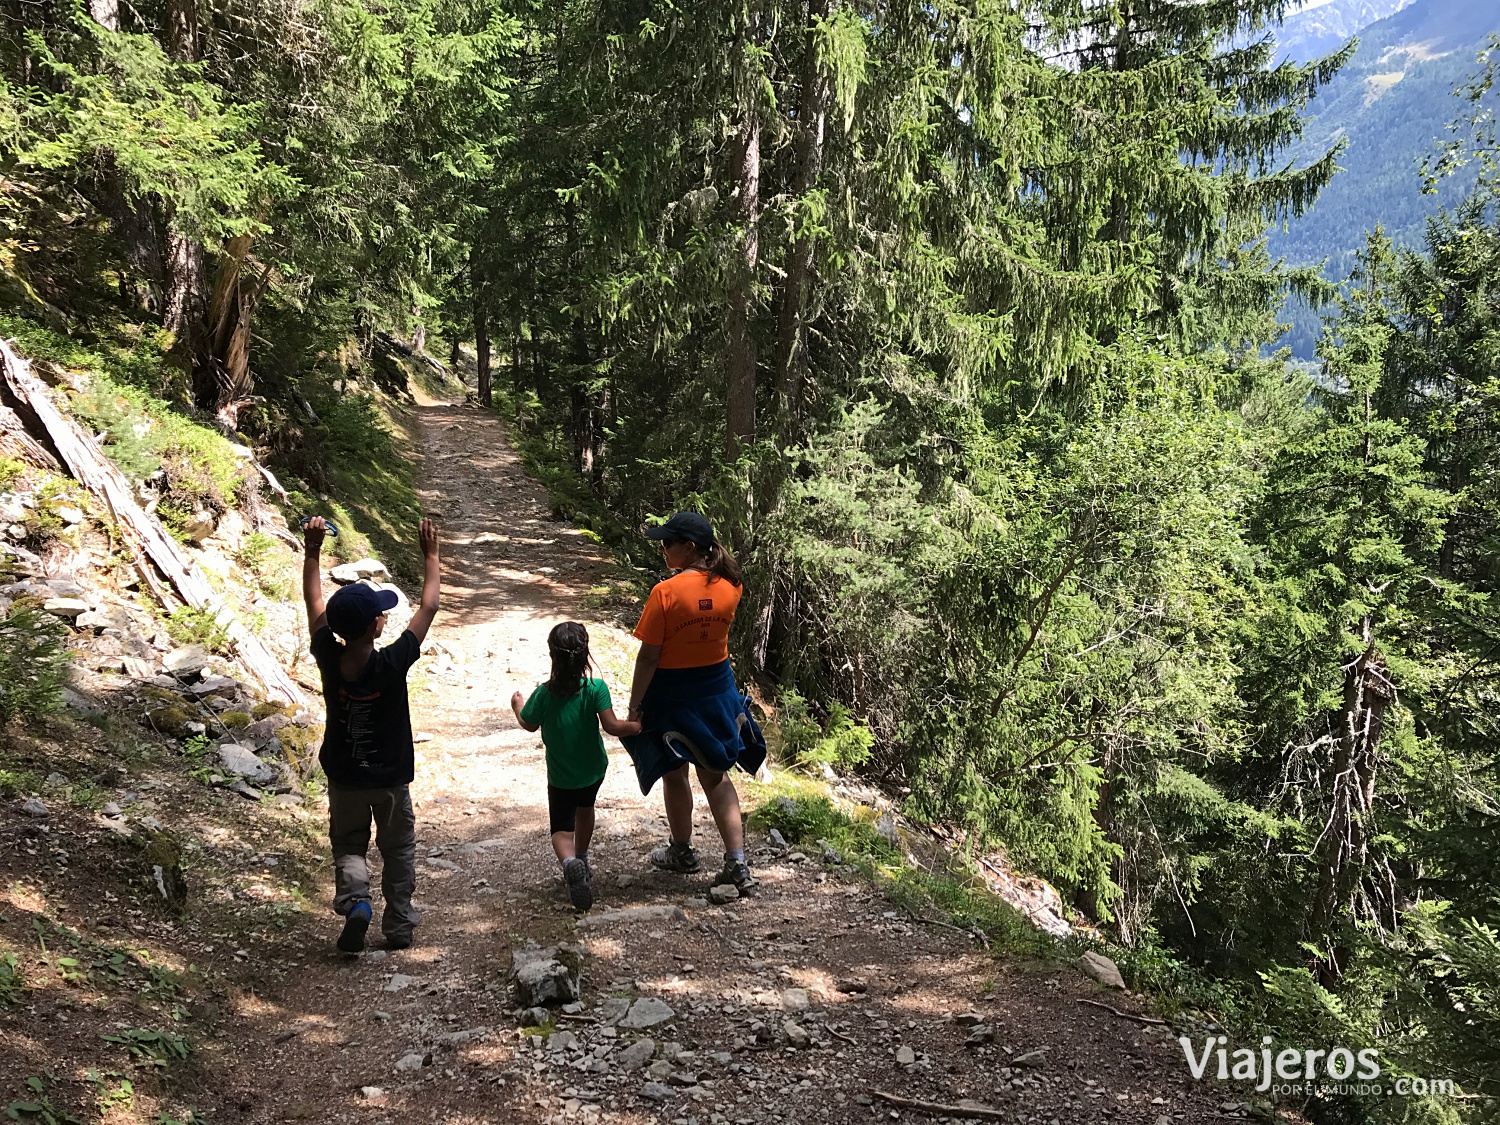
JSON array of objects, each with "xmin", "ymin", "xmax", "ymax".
[
  {"xmin": 419, "ymin": 517, "xmax": 439, "ymax": 558},
  {"xmin": 303, "ymin": 515, "xmax": 327, "ymax": 553}
]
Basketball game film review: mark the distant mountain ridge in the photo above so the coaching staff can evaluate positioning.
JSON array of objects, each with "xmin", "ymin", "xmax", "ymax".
[
  {"xmin": 1273, "ymin": 0, "xmax": 1416, "ymax": 64},
  {"xmin": 1268, "ymin": 0, "xmax": 1500, "ymax": 356}
]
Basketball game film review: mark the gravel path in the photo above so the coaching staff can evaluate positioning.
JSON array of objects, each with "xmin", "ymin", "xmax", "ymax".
[{"xmin": 218, "ymin": 396, "xmax": 1242, "ymax": 1125}]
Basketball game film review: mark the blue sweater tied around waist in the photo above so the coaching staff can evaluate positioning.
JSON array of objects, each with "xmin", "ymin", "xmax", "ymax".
[{"xmin": 620, "ymin": 659, "xmax": 766, "ymax": 794}]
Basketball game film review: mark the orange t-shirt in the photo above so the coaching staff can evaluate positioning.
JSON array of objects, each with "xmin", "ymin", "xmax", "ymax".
[{"xmin": 633, "ymin": 570, "xmax": 742, "ymax": 669}]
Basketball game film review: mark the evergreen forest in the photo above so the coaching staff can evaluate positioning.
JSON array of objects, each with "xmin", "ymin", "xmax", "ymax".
[{"xmin": 3, "ymin": 1, "xmax": 1500, "ymax": 1121}]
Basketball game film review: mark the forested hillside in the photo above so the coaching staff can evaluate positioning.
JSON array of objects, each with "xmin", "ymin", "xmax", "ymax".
[
  {"xmin": 1269, "ymin": 0, "xmax": 1500, "ymax": 354},
  {"xmin": 1272, "ymin": 0, "xmax": 1414, "ymax": 65},
  {"xmin": 4, "ymin": 1, "xmax": 1500, "ymax": 1123}
]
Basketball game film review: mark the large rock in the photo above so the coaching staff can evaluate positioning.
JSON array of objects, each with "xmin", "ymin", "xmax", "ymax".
[
  {"xmin": 616, "ymin": 1038, "xmax": 657, "ymax": 1070},
  {"xmin": 331, "ymin": 558, "xmax": 390, "ymax": 584},
  {"xmin": 244, "ymin": 714, "xmax": 291, "ymax": 744},
  {"xmin": 163, "ymin": 646, "xmax": 212, "ymax": 678},
  {"xmin": 215, "ymin": 743, "xmax": 278, "ymax": 786},
  {"xmin": 43, "ymin": 598, "xmax": 89, "ymax": 619},
  {"xmin": 181, "ymin": 508, "xmax": 218, "ymax": 544},
  {"xmin": 1077, "ymin": 950, "xmax": 1126, "ymax": 990},
  {"xmin": 511, "ymin": 945, "xmax": 581, "ymax": 1008},
  {"xmin": 618, "ymin": 998, "xmax": 674, "ymax": 1029}
]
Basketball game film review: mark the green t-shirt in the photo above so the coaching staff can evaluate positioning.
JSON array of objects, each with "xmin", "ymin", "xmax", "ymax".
[{"xmin": 520, "ymin": 677, "xmax": 611, "ymax": 790}]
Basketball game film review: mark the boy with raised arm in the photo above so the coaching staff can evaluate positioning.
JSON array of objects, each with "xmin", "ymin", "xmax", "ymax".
[{"xmin": 302, "ymin": 516, "xmax": 440, "ymax": 953}]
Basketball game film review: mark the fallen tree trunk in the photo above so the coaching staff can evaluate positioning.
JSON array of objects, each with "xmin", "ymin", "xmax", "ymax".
[{"xmin": 0, "ymin": 337, "xmax": 303, "ymax": 706}]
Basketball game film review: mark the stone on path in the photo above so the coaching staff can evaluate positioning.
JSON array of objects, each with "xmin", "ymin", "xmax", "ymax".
[
  {"xmin": 20, "ymin": 797, "xmax": 48, "ymax": 818},
  {"xmin": 782, "ymin": 1021, "xmax": 811, "ymax": 1049},
  {"xmin": 615, "ymin": 1038, "xmax": 656, "ymax": 1070},
  {"xmin": 708, "ymin": 883, "xmax": 739, "ymax": 905},
  {"xmin": 575, "ymin": 904, "xmax": 687, "ymax": 929},
  {"xmin": 1077, "ymin": 950, "xmax": 1127, "ymax": 990},
  {"xmin": 383, "ymin": 973, "xmax": 416, "ymax": 993},
  {"xmin": 781, "ymin": 987, "xmax": 810, "ymax": 1013},
  {"xmin": 511, "ymin": 945, "xmax": 581, "ymax": 1007},
  {"xmin": 896, "ymin": 1045, "xmax": 916, "ymax": 1065},
  {"xmin": 617, "ymin": 997, "xmax": 674, "ymax": 1029},
  {"xmin": 394, "ymin": 1052, "xmax": 425, "ymax": 1073},
  {"xmin": 640, "ymin": 1081, "xmax": 673, "ymax": 1102}
]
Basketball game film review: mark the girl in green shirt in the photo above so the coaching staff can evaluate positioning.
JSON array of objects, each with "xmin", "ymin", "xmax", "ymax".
[{"xmin": 511, "ymin": 622, "xmax": 639, "ymax": 911}]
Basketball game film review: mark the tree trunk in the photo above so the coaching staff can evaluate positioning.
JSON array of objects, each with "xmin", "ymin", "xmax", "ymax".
[
  {"xmin": 473, "ymin": 265, "xmax": 492, "ymax": 407},
  {"xmin": 89, "ymin": 0, "xmax": 119, "ymax": 27},
  {"xmin": 1310, "ymin": 638, "xmax": 1394, "ymax": 985},
  {"xmin": 772, "ymin": 0, "xmax": 832, "ymax": 434},
  {"xmin": 193, "ymin": 234, "xmax": 266, "ymax": 423},
  {"xmin": 724, "ymin": 1, "xmax": 763, "ymax": 460},
  {"xmin": 412, "ymin": 323, "xmax": 426, "ymax": 356},
  {"xmin": 163, "ymin": 232, "xmax": 206, "ymax": 343}
]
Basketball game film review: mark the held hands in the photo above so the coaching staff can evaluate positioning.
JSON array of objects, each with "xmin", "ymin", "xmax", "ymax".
[
  {"xmin": 619, "ymin": 719, "xmax": 643, "ymax": 736},
  {"xmin": 419, "ymin": 517, "xmax": 439, "ymax": 558}
]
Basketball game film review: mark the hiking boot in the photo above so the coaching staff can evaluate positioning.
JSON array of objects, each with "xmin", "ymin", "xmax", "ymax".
[
  {"xmin": 649, "ymin": 840, "xmax": 701, "ymax": 874},
  {"xmin": 712, "ymin": 859, "xmax": 757, "ymax": 895},
  {"xmin": 337, "ymin": 900, "xmax": 372, "ymax": 953},
  {"xmin": 563, "ymin": 857, "xmax": 593, "ymax": 911},
  {"xmin": 384, "ymin": 931, "xmax": 414, "ymax": 951}
]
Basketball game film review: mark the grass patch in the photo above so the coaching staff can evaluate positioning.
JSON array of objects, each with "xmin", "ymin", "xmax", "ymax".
[{"xmin": 744, "ymin": 778, "xmax": 1057, "ymax": 961}]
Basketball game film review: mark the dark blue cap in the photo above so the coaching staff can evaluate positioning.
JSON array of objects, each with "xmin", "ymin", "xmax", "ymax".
[
  {"xmin": 644, "ymin": 511, "xmax": 714, "ymax": 549},
  {"xmin": 326, "ymin": 583, "xmax": 400, "ymax": 641}
]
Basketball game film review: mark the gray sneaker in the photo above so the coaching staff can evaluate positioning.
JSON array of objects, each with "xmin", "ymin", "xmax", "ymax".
[
  {"xmin": 649, "ymin": 840, "xmax": 701, "ymax": 873},
  {"xmin": 713, "ymin": 859, "xmax": 757, "ymax": 894},
  {"xmin": 563, "ymin": 857, "xmax": 593, "ymax": 911}
]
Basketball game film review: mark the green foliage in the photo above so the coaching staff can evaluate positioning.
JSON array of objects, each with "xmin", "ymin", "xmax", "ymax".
[
  {"xmin": 8, "ymin": 16, "xmax": 293, "ymax": 243},
  {"xmin": 162, "ymin": 606, "xmax": 229, "ymax": 654},
  {"xmin": 4, "ymin": 1076, "xmax": 82, "ymax": 1125},
  {"xmin": 237, "ymin": 532, "xmax": 294, "ymax": 600},
  {"xmin": 0, "ymin": 953, "xmax": 22, "ymax": 1005},
  {"xmin": 100, "ymin": 1028, "xmax": 190, "ymax": 1069},
  {"xmin": 0, "ymin": 457, "xmax": 22, "ymax": 491},
  {"xmin": 775, "ymin": 689, "xmax": 873, "ymax": 770},
  {"xmin": 0, "ymin": 605, "xmax": 68, "ymax": 724}
]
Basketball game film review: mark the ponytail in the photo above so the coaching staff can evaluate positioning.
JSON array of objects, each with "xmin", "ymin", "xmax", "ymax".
[
  {"xmin": 545, "ymin": 621, "xmax": 593, "ymax": 697},
  {"xmin": 704, "ymin": 539, "xmax": 742, "ymax": 586}
]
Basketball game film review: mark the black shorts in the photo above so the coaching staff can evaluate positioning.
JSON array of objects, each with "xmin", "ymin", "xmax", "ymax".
[{"xmin": 547, "ymin": 779, "xmax": 604, "ymax": 834}]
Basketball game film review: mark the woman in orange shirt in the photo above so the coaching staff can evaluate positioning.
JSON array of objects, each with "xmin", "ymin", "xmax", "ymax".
[{"xmin": 623, "ymin": 511, "xmax": 765, "ymax": 895}]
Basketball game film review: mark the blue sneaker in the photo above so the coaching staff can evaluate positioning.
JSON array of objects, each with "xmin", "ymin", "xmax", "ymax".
[{"xmin": 337, "ymin": 901, "xmax": 372, "ymax": 953}]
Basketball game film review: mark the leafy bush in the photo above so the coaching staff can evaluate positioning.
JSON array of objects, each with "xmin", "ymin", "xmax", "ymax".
[
  {"xmin": 775, "ymin": 689, "xmax": 875, "ymax": 770},
  {"xmin": 0, "ymin": 456, "xmax": 23, "ymax": 491},
  {"xmin": 0, "ymin": 605, "xmax": 69, "ymax": 723},
  {"xmin": 162, "ymin": 606, "xmax": 229, "ymax": 653},
  {"xmin": 237, "ymin": 532, "xmax": 294, "ymax": 600}
]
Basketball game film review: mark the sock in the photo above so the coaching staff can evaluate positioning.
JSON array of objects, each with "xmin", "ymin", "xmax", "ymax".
[{"xmin": 726, "ymin": 849, "xmax": 746, "ymax": 864}]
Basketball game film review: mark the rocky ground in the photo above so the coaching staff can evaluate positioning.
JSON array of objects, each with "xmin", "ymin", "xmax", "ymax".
[{"xmin": 0, "ymin": 388, "xmax": 1279, "ymax": 1125}]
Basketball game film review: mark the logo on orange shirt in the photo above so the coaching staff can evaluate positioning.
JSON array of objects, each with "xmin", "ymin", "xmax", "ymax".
[{"xmin": 698, "ymin": 599, "xmax": 713, "ymax": 610}]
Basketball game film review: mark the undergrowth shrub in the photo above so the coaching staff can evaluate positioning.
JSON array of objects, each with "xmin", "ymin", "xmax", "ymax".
[
  {"xmin": 236, "ymin": 532, "xmax": 293, "ymax": 600},
  {"xmin": 0, "ymin": 455, "xmax": 23, "ymax": 491},
  {"xmin": 775, "ymin": 689, "xmax": 874, "ymax": 770},
  {"xmin": 162, "ymin": 606, "xmax": 229, "ymax": 653},
  {"xmin": 0, "ymin": 604, "xmax": 69, "ymax": 723}
]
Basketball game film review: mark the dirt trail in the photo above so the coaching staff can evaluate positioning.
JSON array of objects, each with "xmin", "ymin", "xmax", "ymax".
[{"xmin": 220, "ymin": 396, "xmax": 1234, "ymax": 1125}]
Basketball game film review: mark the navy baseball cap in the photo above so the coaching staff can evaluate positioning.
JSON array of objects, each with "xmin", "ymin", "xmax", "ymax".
[
  {"xmin": 326, "ymin": 583, "xmax": 400, "ymax": 641},
  {"xmin": 645, "ymin": 511, "xmax": 714, "ymax": 548}
]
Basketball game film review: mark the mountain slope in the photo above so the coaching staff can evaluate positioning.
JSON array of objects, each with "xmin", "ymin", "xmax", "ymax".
[
  {"xmin": 1274, "ymin": 0, "xmax": 1416, "ymax": 65},
  {"xmin": 1269, "ymin": 0, "xmax": 1499, "ymax": 354}
]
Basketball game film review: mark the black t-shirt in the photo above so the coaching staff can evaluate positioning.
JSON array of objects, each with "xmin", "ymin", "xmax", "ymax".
[{"xmin": 310, "ymin": 626, "xmax": 421, "ymax": 789}]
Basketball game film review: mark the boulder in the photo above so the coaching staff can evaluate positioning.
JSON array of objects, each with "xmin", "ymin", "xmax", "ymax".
[
  {"xmin": 1077, "ymin": 950, "xmax": 1127, "ymax": 990},
  {"xmin": 162, "ymin": 646, "xmax": 212, "ymax": 678},
  {"xmin": 19, "ymin": 797, "xmax": 48, "ymax": 818},
  {"xmin": 244, "ymin": 714, "xmax": 291, "ymax": 744},
  {"xmin": 618, "ymin": 997, "xmax": 674, "ymax": 1029},
  {"xmin": 215, "ymin": 743, "xmax": 278, "ymax": 786},
  {"xmin": 42, "ymin": 598, "xmax": 89, "ymax": 619},
  {"xmin": 180, "ymin": 508, "xmax": 218, "ymax": 544},
  {"xmin": 511, "ymin": 945, "xmax": 582, "ymax": 1008},
  {"xmin": 331, "ymin": 558, "xmax": 390, "ymax": 584}
]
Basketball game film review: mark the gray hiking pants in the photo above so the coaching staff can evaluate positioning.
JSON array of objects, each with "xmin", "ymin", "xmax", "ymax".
[{"xmin": 327, "ymin": 784, "xmax": 419, "ymax": 942}]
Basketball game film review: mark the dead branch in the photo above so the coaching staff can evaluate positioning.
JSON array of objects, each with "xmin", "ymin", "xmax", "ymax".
[
  {"xmin": 872, "ymin": 1090, "xmax": 1007, "ymax": 1120},
  {"xmin": 1074, "ymin": 998, "xmax": 1168, "ymax": 1026}
]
